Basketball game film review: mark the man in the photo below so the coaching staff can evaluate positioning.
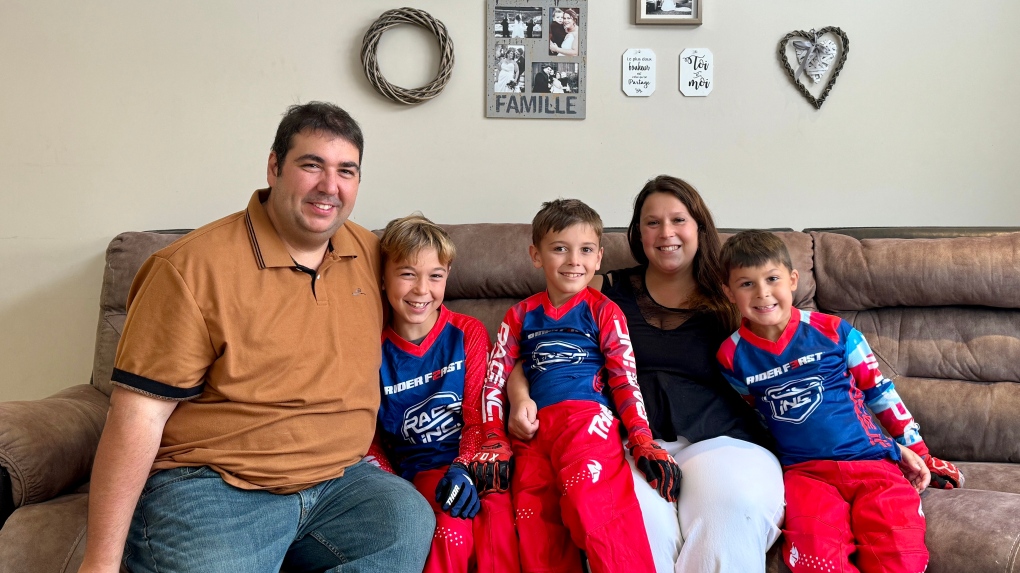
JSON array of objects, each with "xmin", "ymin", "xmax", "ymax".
[
  {"xmin": 533, "ymin": 64, "xmax": 553, "ymax": 93},
  {"xmin": 77, "ymin": 102, "xmax": 434, "ymax": 573}
]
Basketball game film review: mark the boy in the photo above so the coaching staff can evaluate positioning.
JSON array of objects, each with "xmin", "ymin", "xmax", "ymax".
[
  {"xmin": 469, "ymin": 199, "xmax": 680, "ymax": 573},
  {"xmin": 716, "ymin": 230, "xmax": 964, "ymax": 573},
  {"xmin": 367, "ymin": 214, "xmax": 520, "ymax": 573}
]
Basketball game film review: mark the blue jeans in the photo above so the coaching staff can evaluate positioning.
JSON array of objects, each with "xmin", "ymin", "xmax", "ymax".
[{"xmin": 124, "ymin": 462, "xmax": 434, "ymax": 573}]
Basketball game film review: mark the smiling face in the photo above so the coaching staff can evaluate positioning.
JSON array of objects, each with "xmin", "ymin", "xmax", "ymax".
[
  {"xmin": 383, "ymin": 247, "xmax": 450, "ymax": 342},
  {"xmin": 529, "ymin": 223, "xmax": 603, "ymax": 307},
  {"xmin": 638, "ymin": 192, "xmax": 700, "ymax": 277},
  {"xmin": 723, "ymin": 261, "xmax": 800, "ymax": 342},
  {"xmin": 563, "ymin": 12, "xmax": 576, "ymax": 30},
  {"xmin": 265, "ymin": 129, "xmax": 360, "ymax": 252}
]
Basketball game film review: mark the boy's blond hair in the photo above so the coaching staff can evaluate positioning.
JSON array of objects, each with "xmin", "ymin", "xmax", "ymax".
[
  {"xmin": 531, "ymin": 198, "xmax": 603, "ymax": 247},
  {"xmin": 380, "ymin": 213, "xmax": 456, "ymax": 266},
  {"xmin": 719, "ymin": 230, "xmax": 794, "ymax": 277}
]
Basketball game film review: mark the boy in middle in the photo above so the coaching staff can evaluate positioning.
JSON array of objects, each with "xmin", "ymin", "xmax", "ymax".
[
  {"xmin": 469, "ymin": 199, "xmax": 681, "ymax": 573},
  {"xmin": 368, "ymin": 214, "xmax": 520, "ymax": 573}
]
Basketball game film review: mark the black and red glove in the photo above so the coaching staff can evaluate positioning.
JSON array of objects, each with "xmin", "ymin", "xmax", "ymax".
[
  {"xmin": 630, "ymin": 435, "xmax": 682, "ymax": 502},
  {"xmin": 468, "ymin": 428, "xmax": 514, "ymax": 494},
  {"xmin": 924, "ymin": 455, "xmax": 964, "ymax": 489}
]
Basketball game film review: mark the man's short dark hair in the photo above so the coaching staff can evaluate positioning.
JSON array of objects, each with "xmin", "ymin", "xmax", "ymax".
[
  {"xmin": 719, "ymin": 230, "xmax": 794, "ymax": 277},
  {"xmin": 271, "ymin": 102, "xmax": 364, "ymax": 175},
  {"xmin": 531, "ymin": 198, "xmax": 603, "ymax": 246}
]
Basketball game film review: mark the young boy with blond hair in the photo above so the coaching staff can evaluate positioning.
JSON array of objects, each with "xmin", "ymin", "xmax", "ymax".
[
  {"xmin": 469, "ymin": 199, "xmax": 680, "ymax": 573},
  {"xmin": 716, "ymin": 230, "xmax": 963, "ymax": 573},
  {"xmin": 367, "ymin": 214, "xmax": 520, "ymax": 573}
]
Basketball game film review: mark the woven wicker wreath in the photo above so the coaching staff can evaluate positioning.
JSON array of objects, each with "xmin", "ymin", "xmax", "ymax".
[{"xmin": 361, "ymin": 8, "xmax": 455, "ymax": 105}]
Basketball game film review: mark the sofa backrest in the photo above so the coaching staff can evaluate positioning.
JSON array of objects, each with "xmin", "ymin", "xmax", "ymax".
[
  {"xmin": 91, "ymin": 225, "xmax": 817, "ymax": 396},
  {"xmin": 437, "ymin": 224, "xmax": 817, "ymax": 338},
  {"xmin": 811, "ymin": 231, "xmax": 1020, "ymax": 462},
  {"xmin": 92, "ymin": 231, "xmax": 187, "ymax": 397}
]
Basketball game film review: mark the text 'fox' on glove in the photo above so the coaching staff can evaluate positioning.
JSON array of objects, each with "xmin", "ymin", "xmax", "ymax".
[
  {"xmin": 924, "ymin": 455, "xmax": 964, "ymax": 489},
  {"xmin": 467, "ymin": 429, "xmax": 514, "ymax": 494},
  {"xmin": 435, "ymin": 463, "xmax": 481, "ymax": 519},
  {"xmin": 630, "ymin": 435, "xmax": 682, "ymax": 502}
]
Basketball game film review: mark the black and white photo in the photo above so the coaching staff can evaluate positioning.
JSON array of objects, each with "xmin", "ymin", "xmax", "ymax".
[
  {"xmin": 494, "ymin": 6, "xmax": 543, "ymax": 39},
  {"xmin": 493, "ymin": 45, "xmax": 526, "ymax": 93},
  {"xmin": 548, "ymin": 7, "xmax": 580, "ymax": 56},
  {"xmin": 635, "ymin": 0, "xmax": 702, "ymax": 25},
  {"xmin": 532, "ymin": 62, "xmax": 579, "ymax": 94}
]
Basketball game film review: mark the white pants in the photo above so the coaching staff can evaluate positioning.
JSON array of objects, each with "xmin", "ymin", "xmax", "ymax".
[{"xmin": 627, "ymin": 436, "xmax": 785, "ymax": 573}]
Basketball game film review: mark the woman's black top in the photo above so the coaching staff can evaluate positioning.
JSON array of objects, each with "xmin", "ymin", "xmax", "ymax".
[{"xmin": 602, "ymin": 266, "xmax": 771, "ymax": 448}]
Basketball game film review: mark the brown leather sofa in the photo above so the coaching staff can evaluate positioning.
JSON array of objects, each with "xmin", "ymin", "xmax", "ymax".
[{"xmin": 1, "ymin": 225, "xmax": 1018, "ymax": 573}]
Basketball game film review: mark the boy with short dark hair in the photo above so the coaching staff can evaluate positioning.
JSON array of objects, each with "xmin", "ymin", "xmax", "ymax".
[
  {"xmin": 469, "ymin": 199, "xmax": 680, "ymax": 573},
  {"xmin": 368, "ymin": 214, "xmax": 520, "ymax": 573},
  {"xmin": 716, "ymin": 229, "xmax": 963, "ymax": 573}
]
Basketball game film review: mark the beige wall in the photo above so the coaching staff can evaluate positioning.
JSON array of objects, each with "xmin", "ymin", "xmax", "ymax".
[{"xmin": 2, "ymin": 0, "xmax": 1018, "ymax": 401}]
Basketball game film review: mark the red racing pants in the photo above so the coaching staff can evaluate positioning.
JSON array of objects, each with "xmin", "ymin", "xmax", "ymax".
[
  {"xmin": 512, "ymin": 400, "xmax": 655, "ymax": 573},
  {"xmin": 782, "ymin": 459, "xmax": 928, "ymax": 573},
  {"xmin": 413, "ymin": 466, "xmax": 521, "ymax": 573}
]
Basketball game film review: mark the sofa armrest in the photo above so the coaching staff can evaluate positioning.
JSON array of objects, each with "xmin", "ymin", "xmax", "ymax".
[{"xmin": 0, "ymin": 385, "xmax": 108, "ymax": 509}]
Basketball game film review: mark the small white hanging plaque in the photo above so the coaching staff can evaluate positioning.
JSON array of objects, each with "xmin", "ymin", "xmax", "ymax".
[
  {"xmin": 622, "ymin": 49, "xmax": 656, "ymax": 97},
  {"xmin": 679, "ymin": 48, "xmax": 712, "ymax": 96}
]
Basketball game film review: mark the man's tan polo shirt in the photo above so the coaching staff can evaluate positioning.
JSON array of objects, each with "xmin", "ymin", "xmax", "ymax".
[{"xmin": 112, "ymin": 190, "xmax": 383, "ymax": 494}]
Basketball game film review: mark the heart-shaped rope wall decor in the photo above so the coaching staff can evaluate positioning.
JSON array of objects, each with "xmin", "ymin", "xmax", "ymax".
[{"xmin": 777, "ymin": 27, "xmax": 849, "ymax": 109}]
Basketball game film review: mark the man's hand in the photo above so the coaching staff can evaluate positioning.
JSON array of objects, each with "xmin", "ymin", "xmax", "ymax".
[
  {"xmin": 924, "ymin": 454, "xmax": 964, "ymax": 489},
  {"xmin": 630, "ymin": 436, "xmax": 682, "ymax": 502},
  {"xmin": 508, "ymin": 398, "xmax": 539, "ymax": 441},
  {"xmin": 435, "ymin": 463, "xmax": 481, "ymax": 519},
  {"xmin": 897, "ymin": 443, "xmax": 931, "ymax": 493},
  {"xmin": 467, "ymin": 429, "xmax": 514, "ymax": 494}
]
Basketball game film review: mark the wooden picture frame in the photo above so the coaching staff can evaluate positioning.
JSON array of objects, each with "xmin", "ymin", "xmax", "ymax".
[{"xmin": 634, "ymin": 0, "xmax": 701, "ymax": 25}]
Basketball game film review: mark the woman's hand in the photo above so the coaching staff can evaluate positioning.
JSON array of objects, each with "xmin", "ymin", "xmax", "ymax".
[
  {"xmin": 509, "ymin": 398, "xmax": 539, "ymax": 441},
  {"xmin": 897, "ymin": 443, "xmax": 931, "ymax": 493}
]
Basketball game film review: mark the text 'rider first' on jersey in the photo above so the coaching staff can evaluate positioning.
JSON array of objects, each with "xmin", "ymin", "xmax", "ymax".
[{"xmin": 378, "ymin": 306, "xmax": 489, "ymax": 480}]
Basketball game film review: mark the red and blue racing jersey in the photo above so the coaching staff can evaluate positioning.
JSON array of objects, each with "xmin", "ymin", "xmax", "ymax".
[
  {"xmin": 375, "ymin": 306, "xmax": 488, "ymax": 480},
  {"xmin": 717, "ymin": 308, "xmax": 927, "ymax": 467},
  {"xmin": 482, "ymin": 288, "xmax": 652, "ymax": 444}
]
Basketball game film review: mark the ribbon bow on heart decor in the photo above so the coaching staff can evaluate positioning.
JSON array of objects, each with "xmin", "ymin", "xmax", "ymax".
[
  {"xmin": 778, "ymin": 27, "xmax": 849, "ymax": 109},
  {"xmin": 792, "ymin": 32, "xmax": 837, "ymax": 84}
]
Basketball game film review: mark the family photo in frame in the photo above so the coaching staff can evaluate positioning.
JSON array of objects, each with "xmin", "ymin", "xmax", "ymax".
[
  {"xmin": 634, "ymin": 0, "xmax": 702, "ymax": 25},
  {"xmin": 486, "ymin": 0, "xmax": 587, "ymax": 119}
]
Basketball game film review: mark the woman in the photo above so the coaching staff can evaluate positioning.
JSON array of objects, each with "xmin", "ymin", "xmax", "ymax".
[
  {"xmin": 510, "ymin": 14, "xmax": 526, "ymax": 38},
  {"xmin": 494, "ymin": 49, "xmax": 519, "ymax": 93},
  {"xmin": 549, "ymin": 9, "xmax": 579, "ymax": 57},
  {"xmin": 509, "ymin": 176, "xmax": 784, "ymax": 572},
  {"xmin": 605, "ymin": 176, "xmax": 784, "ymax": 572},
  {"xmin": 550, "ymin": 74, "xmax": 565, "ymax": 93}
]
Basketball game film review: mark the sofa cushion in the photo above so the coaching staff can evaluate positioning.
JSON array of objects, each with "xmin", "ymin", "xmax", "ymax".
[
  {"xmin": 0, "ymin": 493, "xmax": 88, "ymax": 573},
  {"xmin": 92, "ymin": 231, "xmax": 187, "ymax": 396},
  {"xmin": 954, "ymin": 461, "xmax": 1020, "ymax": 495},
  {"xmin": 842, "ymin": 307, "xmax": 1020, "ymax": 383},
  {"xmin": 891, "ymin": 375, "xmax": 1020, "ymax": 463},
  {"xmin": 812, "ymin": 232, "xmax": 1020, "ymax": 310}
]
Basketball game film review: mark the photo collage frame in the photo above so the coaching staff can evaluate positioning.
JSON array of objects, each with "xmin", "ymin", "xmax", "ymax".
[{"xmin": 486, "ymin": 0, "xmax": 587, "ymax": 119}]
